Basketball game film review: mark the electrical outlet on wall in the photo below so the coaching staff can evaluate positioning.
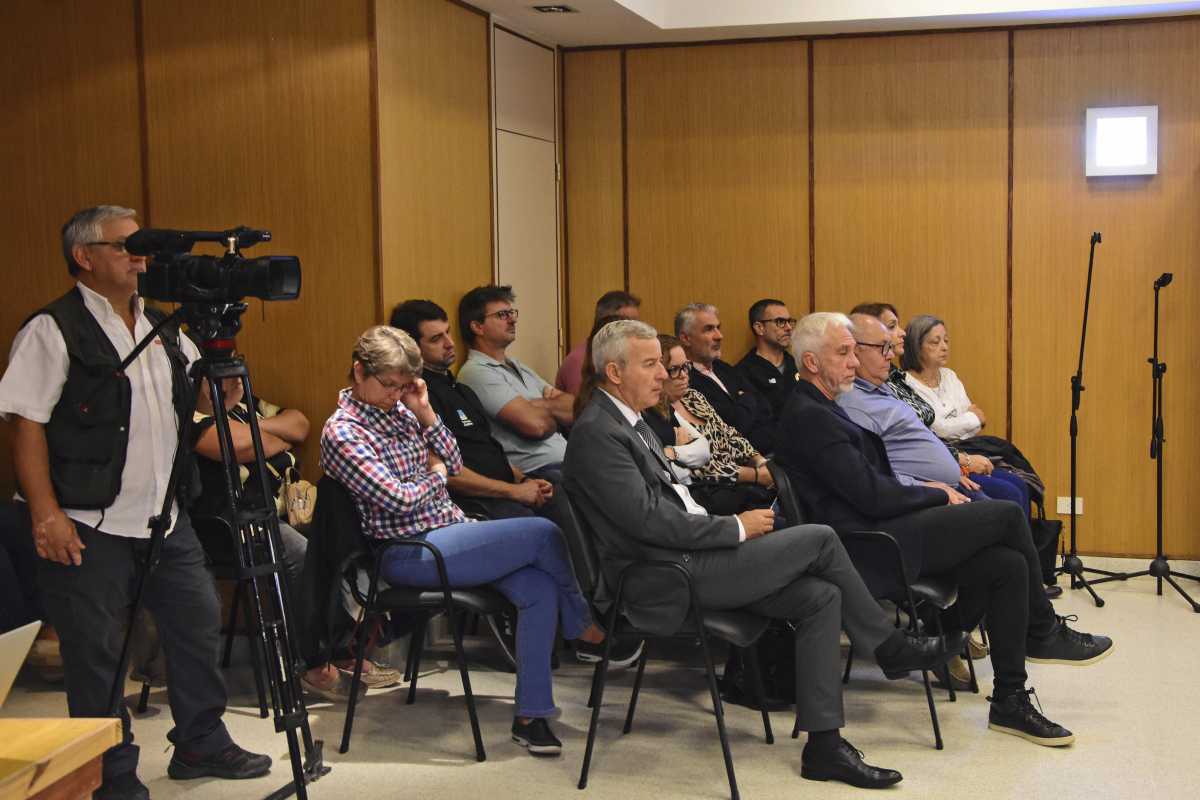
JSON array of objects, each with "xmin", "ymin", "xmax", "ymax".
[{"xmin": 1056, "ymin": 496, "xmax": 1083, "ymax": 515}]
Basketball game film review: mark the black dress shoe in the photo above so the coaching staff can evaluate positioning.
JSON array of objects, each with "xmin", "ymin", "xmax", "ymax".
[
  {"xmin": 1044, "ymin": 584, "xmax": 1064, "ymax": 599},
  {"xmin": 801, "ymin": 738, "xmax": 903, "ymax": 789},
  {"xmin": 874, "ymin": 629, "xmax": 965, "ymax": 679},
  {"xmin": 168, "ymin": 743, "xmax": 272, "ymax": 780},
  {"xmin": 94, "ymin": 772, "xmax": 149, "ymax": 800}
]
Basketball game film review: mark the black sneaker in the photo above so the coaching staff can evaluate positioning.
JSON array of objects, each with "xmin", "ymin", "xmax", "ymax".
[
  {"xmin": 1026, "ymin": 615, "xmax": 1113, "ymax": 665},
  {"xmin": 168, "ymin": 743, "xmax": 273, "ymax": 780},
  {"xmin": 575, "ymin": 636, "xmax": 645, "ymax": 669},
  {"xmin": 988, "ymin": 688, "xmax": 1075, "ymax": 746},
  {"xmin": 511, "ymin": 717, "xmax": 562, "ymax": 756}
]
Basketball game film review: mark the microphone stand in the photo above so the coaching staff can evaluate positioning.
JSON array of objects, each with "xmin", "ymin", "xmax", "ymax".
[
  {"xmin": 1087, "ymin": 273, "xmax": 1200, "ymax": 611},
  {"xmin": 1055, "ymin": 232, "xmax": 1121, "ymax": 606}
]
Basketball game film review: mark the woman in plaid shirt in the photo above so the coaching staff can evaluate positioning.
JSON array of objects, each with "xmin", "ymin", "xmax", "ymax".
[{"xmin": 321, "ymin": 326, "xmax": 613, "ymax": 756}]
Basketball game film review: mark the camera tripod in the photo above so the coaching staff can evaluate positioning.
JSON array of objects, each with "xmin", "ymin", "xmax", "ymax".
[
  {"xmin": 1086, "ymin": 274, "xmax": 1200, "ymax": 612},
  {"xmin": 108, "ymin": 302, "xmax": 328, "ymax": 799}
]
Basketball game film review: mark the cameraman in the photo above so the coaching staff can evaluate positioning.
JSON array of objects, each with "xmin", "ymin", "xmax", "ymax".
[{"xmin": 0, "ymin": 206, "xmax": 271, "ymax": 800}]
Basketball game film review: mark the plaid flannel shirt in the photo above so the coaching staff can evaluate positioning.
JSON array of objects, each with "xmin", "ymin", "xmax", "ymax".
[{"xmin": 320, "ymin": 388, "xmax": 466, "ymax": 540}]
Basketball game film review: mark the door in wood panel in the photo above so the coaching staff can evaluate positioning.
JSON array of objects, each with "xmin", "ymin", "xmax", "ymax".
[
  {"xmin": 496, "ymin": 131, "xmax": 561, "ymax": 381},
  {"xmin": 494, "ymin": 28, "xmax": 556, "ymax": 142}
]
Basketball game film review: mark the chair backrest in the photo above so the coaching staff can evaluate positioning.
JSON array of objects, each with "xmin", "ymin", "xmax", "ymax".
[
  {"xmin": 556, "ymin": 490, "xmax": 603, "ymax": 602},
  {"xmin": 764, "ymin": 460, "xmax": 805, "ymax": 525}
]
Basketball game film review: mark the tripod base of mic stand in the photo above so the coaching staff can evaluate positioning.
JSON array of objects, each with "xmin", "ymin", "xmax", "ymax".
[
  {"xmin": 264, "ymin": 738, "xmax": 332, "ymax": 800},
  {"xmin": 1055, "ymin": 553, "xmax": 1121, "ymax": 608},
  {"xmin": 1088, "ymin": 557, "xmax": 1200, "ymax": 613}
]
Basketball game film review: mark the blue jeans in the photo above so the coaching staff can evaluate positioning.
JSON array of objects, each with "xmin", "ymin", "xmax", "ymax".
[
  {"xmin": 972, "ymin": 469, "xmax": 1031, "ymax": 520},
  {"xmin": 378, "ymin": 517, "xmax": 591, "ymax": 718}
]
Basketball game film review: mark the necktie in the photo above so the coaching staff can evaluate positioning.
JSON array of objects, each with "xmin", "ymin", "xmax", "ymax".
[{"xmin": 633, "ymin": 417, "xmax": 675, "ymax": 477}]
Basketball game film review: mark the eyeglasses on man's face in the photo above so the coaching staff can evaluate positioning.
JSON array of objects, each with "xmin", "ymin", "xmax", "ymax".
[
  {"xmin": 665, "ymin": 361, "xmax": 692, "ymax": 378},
  {"xmin": 484, "ymin": 308, "xmax": 519, "ymax": 322},
  {"xmin": 371, "ymin": 374, "xmax": 409, "ymax": 392},
  {"xmin": 758, "ymin": 316, "xmax": 797, "ymax": 329},
  {"xmin": 855, "ymin": 340, "xmax": 894, "ymax": 358}
]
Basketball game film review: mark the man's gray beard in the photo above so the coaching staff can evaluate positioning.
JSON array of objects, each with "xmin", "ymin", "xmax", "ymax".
[{"xmin": 833, "ymin": 379, "xmax": 855, "ymax": 398}]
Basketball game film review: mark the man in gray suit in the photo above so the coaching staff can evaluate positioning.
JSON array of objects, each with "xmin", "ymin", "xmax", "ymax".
[{"xmin": 563, "ymin": 320, "xmax": 960, "ymax": 790}]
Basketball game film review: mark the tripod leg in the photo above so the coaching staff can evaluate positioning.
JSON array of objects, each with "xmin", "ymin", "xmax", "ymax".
[{"xmin": 1163, "ymin": 575, "xmax": 1200, "ymax": 613}]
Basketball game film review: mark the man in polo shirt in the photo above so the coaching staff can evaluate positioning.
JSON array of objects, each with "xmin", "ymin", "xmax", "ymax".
[
  {"xmin": 737, "ymin": 297, "xmax": 800, "ymax": 420},
  {"xmin": 455, "ymin": 285, "xmax": 573, "ymax": 484},
  {"xmin": 675, "ymin": 302, "xmax": 775, "ymax": 454},
  {"xmin": 390, "ymin": 299, "xmax": 554, "ymax": 518}
]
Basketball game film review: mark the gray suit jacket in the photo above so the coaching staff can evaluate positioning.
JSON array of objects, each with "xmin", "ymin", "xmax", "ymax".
[{"xmin": 563, "ymin": 391, "xmax": 741, "ymax": 634}]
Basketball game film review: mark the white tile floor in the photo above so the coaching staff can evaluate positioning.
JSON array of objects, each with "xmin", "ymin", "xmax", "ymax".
[{"xmin": 5, "ymin": 557, "xmax": 1199, "ymax": 800}]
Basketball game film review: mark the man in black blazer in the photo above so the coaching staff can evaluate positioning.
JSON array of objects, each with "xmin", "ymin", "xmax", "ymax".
[
  {"xmin": 675, "ymin": 303, "xmax": 775, "ymax": 454},
  {"xmin": 564, "ymin": 319, "xmax": 960, "ymax": 789},
  {"xmin": 773, "ymin": 312, "xmax": 1114, "ymax": 749}
]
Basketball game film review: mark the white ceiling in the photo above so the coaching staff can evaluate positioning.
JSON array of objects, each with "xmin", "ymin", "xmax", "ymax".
[{"xmin": 470, "ymin": 0, "xmax": 1200, "ymax": 47}]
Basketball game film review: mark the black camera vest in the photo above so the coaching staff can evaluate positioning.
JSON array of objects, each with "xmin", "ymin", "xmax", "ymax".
[{"xmin": 26, "ymin": 288, "xmax": 198, "ymax": 510}]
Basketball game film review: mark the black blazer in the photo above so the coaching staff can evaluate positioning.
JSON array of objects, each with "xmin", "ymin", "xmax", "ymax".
[
  {"xmin": 773, "ymin": 380, "xmax": 946, "ymax": 584},
  {"xmin": 688, "ymin": 359, "xmax": 775, "ymax": 455},
  {"xmin": 564, "ymin": 391, "xmax": 740, "ymax": 634}
]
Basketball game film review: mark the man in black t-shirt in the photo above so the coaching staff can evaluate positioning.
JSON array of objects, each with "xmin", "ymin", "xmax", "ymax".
[
  {"xmin": 390, "ymin": 300, "xmax": 554, "ymax": 519},
  {"xmin": 736, "ymin": 298, "xmax": 800, "ymax": 420}
]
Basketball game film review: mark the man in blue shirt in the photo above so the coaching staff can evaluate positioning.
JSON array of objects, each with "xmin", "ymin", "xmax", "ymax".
[{"xmin": 838, "ymin": 314, "xmax": 973, "ymax": 498}]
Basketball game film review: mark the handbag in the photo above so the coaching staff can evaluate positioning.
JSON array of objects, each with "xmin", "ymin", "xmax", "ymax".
[{"xmin": 283, "ymin": 466, "xmax": 317, "ymax": 531}]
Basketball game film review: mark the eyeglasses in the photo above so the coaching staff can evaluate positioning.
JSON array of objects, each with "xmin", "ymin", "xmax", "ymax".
[
  {"xmin": 666, "ymin": 362, "xmax": 692, "ymax": 378},
  {"xmin": 855, "ymin": 340, "xmax": 894, "ymax": 358},
  {"xmin": 484, "ymin": 308, "xmax": 519, "ymax": 322},
  {"xmin": 758, "ymin": 316, "xmax": 797, "ymax": 329},
  {"xmin": 85, "ymin": 240, "xmax": 129, "ymax": 254},
  {"xmin": 371, "ymin": 374, "xmax": 408, "ymax": 391}
]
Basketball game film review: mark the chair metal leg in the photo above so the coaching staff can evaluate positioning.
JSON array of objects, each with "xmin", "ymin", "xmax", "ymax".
[
  {"xmin": 339, "ymin": 622, "xmax": 371, "ymax": 754},
  {"xmin": 448, "ymin": 608, "xmax": 486, "ymax": 762},
  {"xmin": 405, "ymin": 623, "xmax": 429, "ymax": 705},
  {"xmin": 240, "ymin": 582, "xmax": 269, "ymax": 719},
  {"xmin": 963, "ymin": 641, "xmax": 979, "ymax": 694},
  {"xmin": 622, "ymin": 646, "xmax": 650, "ymax": 734},
  {"xmin": 791, "ymin": 717, "xmax": 802, "ymax": 739},
  {"xmin": 920, "ymin": 668, "xmax": 944, "ymax": 750},
  {"xmin": 136, "ymin": 682, "xmax": 151, "ymax": 714},
  {"xmin": 933, "ymin": 614, "xmax": 956, "ymax": 702},
  {"xmin": 221, "ymin": 579, "xmax": 241, "ymax": 668},
  {"xmin": 698, "ymin": 629, "xmax": 740, "ymax": 800},
  {"xmin": 842, "ymin": 643, "xmax": 854, "ymax": 684},
  {"xmin": 578, "ymin": 632, "xmax": 617, "ymax": 789},
  {"xmin": 739, "ymin": 645, "xmax": 774, "ymax": 745},
  {"xmin": 586, "ymin": 660, "xmax": 602, "ymax": 709}
]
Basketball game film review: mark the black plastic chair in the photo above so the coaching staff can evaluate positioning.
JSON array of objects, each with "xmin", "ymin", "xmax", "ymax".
[
  {"xmin": 318, "ymin": 478, "xmax": 515, "ymax": 762},
  {"xmin": 765, "ymin": 460, "xmax": 971, "ymax": 750},
  {"xmin": 559, "ymin": 492, "xmax": 773, "ymax": 800}
]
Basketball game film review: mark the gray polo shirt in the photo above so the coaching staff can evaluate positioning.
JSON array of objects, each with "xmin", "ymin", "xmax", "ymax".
[{"xmin": 457, "ymin": 349, "xmax": 567, "ymax": 473}]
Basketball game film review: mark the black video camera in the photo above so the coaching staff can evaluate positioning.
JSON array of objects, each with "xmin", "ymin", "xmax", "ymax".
[{"xmin": 127, "ymin": 226, "xmax": 301, "ymax": 304}]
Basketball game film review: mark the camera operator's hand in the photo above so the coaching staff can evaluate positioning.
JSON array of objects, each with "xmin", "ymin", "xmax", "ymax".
[
  {"xmin": 34, "ymin": 509, "xmax": 85, "ymax": 566},
  {"xmin": 736, "ymin": 508, "xmax": 775, "ymax": 540},
  {"xmin": 399, "ymin": 378, "xmax": 438, "ymax": 428}
]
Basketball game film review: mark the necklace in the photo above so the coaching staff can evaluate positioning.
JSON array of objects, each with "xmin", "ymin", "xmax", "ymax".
[{"xmin": 914, "ymin": 369, "xmax": 940, "ymax": 389}]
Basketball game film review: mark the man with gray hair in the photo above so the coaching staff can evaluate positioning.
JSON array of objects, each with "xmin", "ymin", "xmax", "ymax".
[
  {"xmin": 774, "ymin": 312, "xmax": 1113, "ymax": 748},
  {"xmin": 0, "ymin": 206, "xmax": 272, "ymax": 799},
  {"xmin": 565, "ymin": 319, "xmax": 961, "ymax": 789},
  {"xmin": 675, "ymin": 303, "xmax": 775, "ymax": 453}
]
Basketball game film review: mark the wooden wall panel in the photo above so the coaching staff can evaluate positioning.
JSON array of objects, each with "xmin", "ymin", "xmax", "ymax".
[
  {"xmin": 0, "ymin": 0, "xmax": 144, "ymax": 495},
  {"xmin": 142, "ymin": 0, "xmax": 375, "ymax": 480},
  {"xmin": 625, "ymin": 42, "xmax": 810, "ymax": 358},
  {"xmin": 377, "ymin": 0, "xmax": 492, "ymax": 359},
  {"xmin": 1013, "ymin": 20, "xmax": 1200, "ymax": 558},
  {"xmin": 813, "ymin": 32, "xmax": 1010, "ymax": 436},
  {"xmin": 562, "ymin": 49, "xmax": 624, "ymax": 349}
]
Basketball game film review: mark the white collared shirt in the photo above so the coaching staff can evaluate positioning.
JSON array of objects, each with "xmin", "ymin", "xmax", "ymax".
[
  {"xmin": 600, "ymin": 389, "xmax": 745, "ymax": 541},
  {"xmin": 0, "ymin": 282, "xmax": 200, "ymax": 538}
]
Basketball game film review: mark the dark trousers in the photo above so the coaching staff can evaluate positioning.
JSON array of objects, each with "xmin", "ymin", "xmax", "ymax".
[
  {"xmin": 688, "ymin": 524, "xmax": 898, "ymax": 731},
  {"xmin": 875, "ymin": 499, "xmax": 1056, "ymax": 696},
  {"xmin": 0, "ymin": 504, "xmax": 41, "ymax": 632},
  {"xmin": 35, "ymin": 512, "xmax": 233, "ymax": 784}
]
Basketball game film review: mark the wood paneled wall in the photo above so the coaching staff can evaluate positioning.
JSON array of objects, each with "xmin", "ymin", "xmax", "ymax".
[
  {"xmin": 0, "ymin": 0, "xmax": 145, "ymax": 494},
  {"xmin": 562, "ymin": 50, "xmax": 624, "ymax": 349},
  {"xmin": 0, "ymin": 0, "xmax": 493, "ymax": 492},
  {"xmin": 377, "ymin": 0, "xmax": 493, "ymax": 349},
  {"xmin": 814, "ymin": 32, "xmax": 1010, "ymax": 436},
  {"xmin": 563, "ymin": 18, "xmax": 1200, "ymax": 558},
  {"xmin": 626, "ymin": 42, "xmax": 810, "ymax": 359},
  {"xmin": 1013, "ymin": 20, "xmax": 1200, "ymax": 559}
]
